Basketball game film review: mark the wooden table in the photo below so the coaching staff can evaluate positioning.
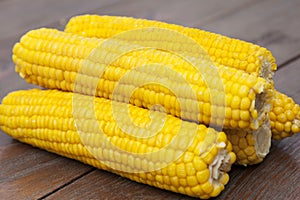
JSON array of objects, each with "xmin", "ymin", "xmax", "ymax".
[{"xmin": 0, "ymin": 0, "xmax": 299, "ymax": 199}]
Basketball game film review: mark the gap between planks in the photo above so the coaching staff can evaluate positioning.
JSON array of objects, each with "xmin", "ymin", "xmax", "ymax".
[
  {"xmin": 277, "ymin": 53, "xmax": 300, "ymax": 70},
  {"xmin": 37, "ymin": 168, "xmax": 96, "ymax": 200}
]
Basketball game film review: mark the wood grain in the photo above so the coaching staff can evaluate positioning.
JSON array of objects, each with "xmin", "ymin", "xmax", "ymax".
[
  {"xmin": 44, "ymin": 170, "xmax": 195, "ymax": 200},
  {"xmin": 83, "ymin": 0, "xmax": 258, "ymax": 27},
  {"xmin": 0, "ymin": 0, "xmax": 122, "ymax": 73},
  {"xmin": 201, "ymin": 0, "xmax": 300, "ymax": 66},
  {"xmin": 0, "ymin": 130, "xmax": 16, "ymax": 146},
  {"xmin": 0, "ymin": 142, "xmax": 92, "ymax": 199},
  {"xmin": 0, "ymin": 0, "xmax": 122, "ymax": 40},
  {"xmin": 274, "ymin": 58, "xmax": 300, "ymax": 100}
]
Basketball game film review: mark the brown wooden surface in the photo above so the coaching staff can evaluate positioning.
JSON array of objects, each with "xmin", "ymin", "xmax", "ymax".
[{"xmin": 0, "ymin": 0, "xmax": 299, "ymax": 199}]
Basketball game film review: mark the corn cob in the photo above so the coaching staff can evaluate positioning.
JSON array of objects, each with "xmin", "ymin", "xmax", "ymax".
[
  {"xmin": 12, "ymin": 28, "xmax": 272, "ymax": 165},
  {"xmin": 0, "ymin": 89, "xmax": 236, "ymax": 199},
  {"xmin": 65, "ymin": 15, "xmax": 276, "ymax": 81},
  {"xmin": 64, "ymin": 14, "xmax": 300, "ymax": 140}
]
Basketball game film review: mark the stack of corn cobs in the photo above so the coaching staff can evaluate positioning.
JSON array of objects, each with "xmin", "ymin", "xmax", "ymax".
[{"xmin": 1, "ymin": 15, "xmax": 299, "ymax": 199}]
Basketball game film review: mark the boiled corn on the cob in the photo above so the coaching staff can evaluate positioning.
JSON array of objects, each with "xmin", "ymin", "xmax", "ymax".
[
  {"xmin": 0, "ymin": 89, "xmax": 236, "ymax": 199},
  {"xmin": 65, "ymin": 15, "xmax": 276, "ymax": 81},
  {"xmin": 13, "ymin": 28, "xmax": 271, "ymax": 132},
  {"xmin": 64, "ymin": 14, "xmax": 299, "ymax": 140}
]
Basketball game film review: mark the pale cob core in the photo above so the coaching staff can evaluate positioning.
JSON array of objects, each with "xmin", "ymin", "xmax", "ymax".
[
  {"xmin": 226, "ymin": 118, "xmax": 271, "ymax": 165},
  {"xmin": 64, "ymin": 14, "xmax": 300, "ymax": 141},
  {"xmin": 0, "ymin": 89, "xmax": 236, "ymax": 199}
]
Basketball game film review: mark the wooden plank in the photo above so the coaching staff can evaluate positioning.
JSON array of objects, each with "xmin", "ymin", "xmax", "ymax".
[
  {"xmin": 0, "ymin": 142, "xmax": 93, "ymax": 199},
  {"xmin": 0, "ymin": 36, "xmax": 18, "ymax": 71},
  {"xmin": 44, "ymin": 170, "xmax": 194, "ymax": 200},
  {"xmin": 274, "ymin": 58, "xmax": 300, "ymax": 101},
  {"xmin": 0, "ymin": 64, "xmax": 33, "ymax": 100},
  {"xmin": 201, "ymin": 0, "xmax": 300, "ymax": 66},
  {"xmin": 0, "ymin": 0, "xmax": 122, "ymax": 77},
  {"xmin": 219, "ymin": 134, "xmax": 300, "ymax": 199},
  {"xmin": 0, "ymin": 131, "xmax": 17, "ymax": 146},
  {"xmin": 0, "ymin": 0, "xmax": 121, "ymax": 40},
  {"xmin": 86, "ymin": 0, "xmax": 258, "ymax": 27}
]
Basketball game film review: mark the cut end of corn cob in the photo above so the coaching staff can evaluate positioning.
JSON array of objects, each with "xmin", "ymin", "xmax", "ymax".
[
  {"xmin": 0, "ymin": 89, "xmax": 236, "ymax": 198},
  {"xmin": 260, "ymin": 59, "xmax": 275, "ymax": 83},
  {"xmin": 226, "ymin": 117, "xmax": 271, "ymax": 165},
  {"xmin": 254, "ymin": 117, "xmax": 271, "ymax": 159},
  {"xmin": 209, "ymin": 148, "xmax": 235, "ymax": 181},
  {"xmin": 251, "ymin": 84, "xmax": 272, "ymax": 130}
]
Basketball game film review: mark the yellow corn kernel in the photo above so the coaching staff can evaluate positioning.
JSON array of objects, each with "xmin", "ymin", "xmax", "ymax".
[{"xmin": 196, "ymin": 169, "xmax": 210, "ymax": 184}]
